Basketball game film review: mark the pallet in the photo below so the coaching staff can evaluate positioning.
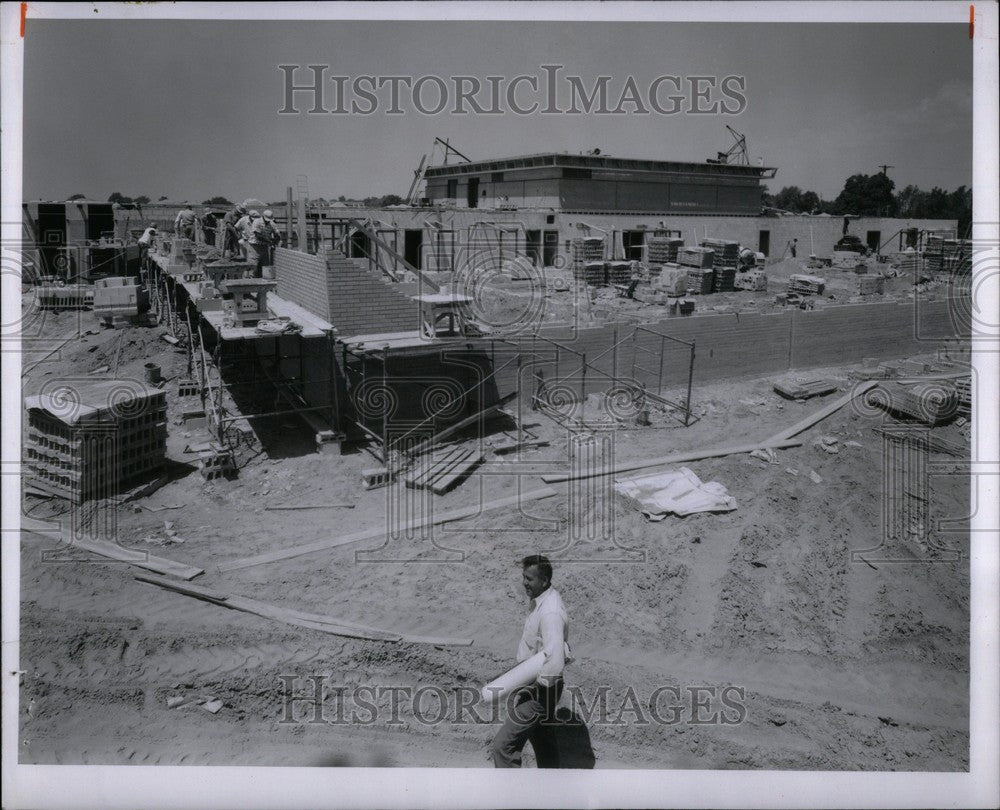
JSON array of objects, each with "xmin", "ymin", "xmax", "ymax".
[{"xmin": 403, "ymin": 446, "xmax": 483, "ymax": 494}]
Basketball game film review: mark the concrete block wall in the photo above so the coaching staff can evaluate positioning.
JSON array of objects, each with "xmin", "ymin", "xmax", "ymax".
[
  {"xmin": 273, "ymin": 248, "xmax": 331, "ymax": 321},
  {"xmin": 324, "ymin": 253, "xmax": 420, "ymax": 337},
  {"xmin": 488, "ymin": 298, "xmax": 968, "ymax": 406}
]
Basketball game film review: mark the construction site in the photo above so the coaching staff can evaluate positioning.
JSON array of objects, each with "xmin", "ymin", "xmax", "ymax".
[{"xmin": 17, "ymin": 129, "xmax": 975, "ymax": 771}]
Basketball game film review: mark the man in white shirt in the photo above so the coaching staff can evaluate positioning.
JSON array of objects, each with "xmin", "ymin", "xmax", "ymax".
[
  {"xmin": 491, "ymin": 554, "xmax": 570, "ymax": 768},
  {"xmin": 174, "ymin": 205, "xmax": 196, "ymax": 240}
]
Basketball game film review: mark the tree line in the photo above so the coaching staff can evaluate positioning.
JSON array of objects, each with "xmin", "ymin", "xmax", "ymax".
[{"xmin": 763, "ymin": 174, "xmax": 972, "ymax": 234}]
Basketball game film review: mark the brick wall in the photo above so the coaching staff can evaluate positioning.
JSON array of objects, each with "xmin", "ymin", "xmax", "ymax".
[{"xmin": 273, "ymin": 248, "xmax": 331, "ymax": 321}]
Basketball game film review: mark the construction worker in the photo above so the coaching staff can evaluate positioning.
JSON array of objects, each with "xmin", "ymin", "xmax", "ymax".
[
  {"xmin": 491, "ymin": 554, "xmax": 571, "ymax": 768},
  {"xmin": 787, "ymin": 238, "xmax": 798, "ymax": 258},
  {"xmin": 235, "ymin": 208, "xmax": 255, "ymax": 262},
  {"xmin": 251, "ymin": 210, "xmax": 281, "ymax": 277},
  {"xmin": 201, "ymin": 208, "xmax": 218, "ymax": 247},
  {"xmin": 174, "ymin": 205, "xmax": 196, "ymax": 240},
  {"xmin": 222, "ymin": 204, "xmax": 247, "ymax": 258}
]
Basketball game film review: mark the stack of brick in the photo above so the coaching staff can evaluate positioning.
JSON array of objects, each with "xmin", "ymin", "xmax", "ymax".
[
  {"xmin": 677, "ymin": 246, "xmax": 714, "ymax": 269},
  {"xmin": 570, "ymin": 237, "xmax": 604, "ymax": 265},
  {"xmin": 700, "ymin": 239, "xmax": 739, "ymax": 268},
  {"xmin": 787, "ymin": 274, "xmax": 826, "ymax": 296},
  {"xmin": 711, "ymin": 266, "xmax": 737, "ymax": 292},
  {"xmin": 574, "ymin": 261, "xmax": 606, "ymax": 285},
  {"xmin": 647, "ymin": 237, "xmax": 684, "ymax": 265},
  {"xmin": 24, "ymin": 380, "xmax": 167, "ymax": 503},
  {"xmin": 607, "ymin": 261, "xmax": 632, "ymax": 285},
  {"xmin": 686, "ymin": 268, "xmax": 715, "ymax": 295}
]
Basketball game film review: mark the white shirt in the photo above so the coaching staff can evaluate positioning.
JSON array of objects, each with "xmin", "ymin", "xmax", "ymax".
[
  {"xmin": 138, "ymin": 227, "xmax": 156, "ymax": 246},
  {"xmin": 517, "ymin": 586, "xmax": 571, "ymax": 681}
]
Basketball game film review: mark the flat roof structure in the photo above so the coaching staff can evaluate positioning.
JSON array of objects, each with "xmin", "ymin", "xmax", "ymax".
[{"xmin": 423, "ymin": 152, "xmax": 778, "ymax": 215}]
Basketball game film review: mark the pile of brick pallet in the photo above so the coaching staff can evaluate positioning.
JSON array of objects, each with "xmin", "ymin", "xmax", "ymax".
[
  {"xmin": 733, "ymin": 269, "xmax": 767, "ymax": 291},
  {"xmin": 787, "ymin": 274, "xmax": 826, "ymax": 296},
  {"xmin": 607, "ymin": 261, "xmax": 632, "ymax": 285},
  {"xmin": 923, "ymin": 236, "xmax": 965, "ymax": 274},
  {"xmin": 700, "ymin": 239, "xmax": 737, "ymax": 291},
  {"xmin": 647, "ymin": 237, "xmax": 685, "ymax": 265},
  {"xmin": 24, "ymin": 380, "xmax": 167, "ymax": 503},
  {"xmin": 570, "ymin": 237, "xmax": 606, "ymax": 284},
  {"xmin": 700, "ymin": 239, "xmax": 738, "ymax": 267},
  {"xmin": 678, "ymin": 247, "xmax": 715, "ymax": 295}
]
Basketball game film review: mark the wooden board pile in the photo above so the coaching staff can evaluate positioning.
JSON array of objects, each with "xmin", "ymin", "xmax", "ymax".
[
  {"xmin": 787, "ymin": 274, "xmax": 826, "ymax": 296},
  {"xmin": 923, "ymin": 236, "xmax": 964, "ymax": 274},
  {"xmin": 953, "ymin": 377, "xmax": 971, "ymax": 416},
  {"xmin": 678, "ymin": 246, "xmax": 715, "ymax": 269},
  {"xmin": 403, "ymin": 445, "xmax": 484, "ymax": 495}
]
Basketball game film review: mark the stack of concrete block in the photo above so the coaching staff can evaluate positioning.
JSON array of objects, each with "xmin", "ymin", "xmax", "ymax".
[
  {"xmin": 685, "ymin": 268, "xmax": 715, "ymax": 295},
  {"xmin": 202, "ymin": 259, "xmax": 252, "ymax": 288},
  {"xmin": 93, "ymin": 276, "xmax": 147, "ymax": 327},
  {"xmin": 24, "ymin": 380, "xmax": 167, "ymax": 503},
  {"xmin": 734, "ymin": 270, "xmax": 768, "ymax": 291},
  {"xmin": 787, "ymin": 274, "xmax": 826, "ymax": 296},
  {"xmin": 711, "ymin": 266, "xmax": 737, "ymax": 292},
  {"xmin": 647, "ymin": 237, "xmax": 684, "ymax": 265},
  {"xmin": 570, "ymin": 237, "xmax": 605, "ymax": 276},
  {"xmin": 574, "ymin": 261, "xmax": 606, "ymax": 286},
  {"xmin": 700, "ymin": 239, "xmax": 739, "ymax": 268},
  {"xmin": 607, "ymin": 261, "xmax": 632, "ymax": 285},
  {"xmin": 657, "ymin": 264, "xmax": 688, "ymax": 297},
  {"xmin": 36, "ymin": 284, "xmax": 94, "ymax": 310},
  {"xmin": 678, "ymin": 246, "xmax": 715, "ymax": 269}
]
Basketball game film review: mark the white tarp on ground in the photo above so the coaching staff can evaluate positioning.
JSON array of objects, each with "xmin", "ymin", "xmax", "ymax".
[{"xmin": 613, "ymin": 467, "xmax": 737, "ymax": 521}]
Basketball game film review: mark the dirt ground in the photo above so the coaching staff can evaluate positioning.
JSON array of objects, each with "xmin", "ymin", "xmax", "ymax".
[{"xmin": 16, "ymin": 294, "xmax": 970, "ymax": 769}]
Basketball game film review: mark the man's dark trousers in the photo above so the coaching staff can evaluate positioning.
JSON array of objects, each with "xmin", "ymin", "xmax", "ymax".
[{"xmin": 492, "ymin": 678, "xmax": 564, "ymax": 768}]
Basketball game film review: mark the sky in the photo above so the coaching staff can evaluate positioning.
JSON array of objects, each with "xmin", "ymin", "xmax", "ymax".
[{"xmin": 21, "ymin": 18, "xmax": 974, "ymax": 204}]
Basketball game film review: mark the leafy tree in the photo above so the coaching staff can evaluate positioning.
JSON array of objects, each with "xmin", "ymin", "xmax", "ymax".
[
  {"xmin": 134, "ymin": 195, "xmax": 150, "ymax": 205},
  {"xmin": 108, "ymin": 192, "xmax": 134, "ymax": 205},
  {"xmin": 158, "ymin": 196, "xmax": 169, "ymax": 201},
  {"xmin": 202, "ymin": 196, "xmax": 233, "ymax": 206},
  {"xmin": 338, "ymin": 195, "xmax": 346, "ymax": 202},
  {"xmin": 832, "ymin": 173, "xmax": 896, "ymax": 217},
  {"xmin": 379, "ymin": 194, "xmax": 404, "ymax": 206},
  {"xmin": 68, "ymin": 193, "xmax": 87, "ymax": 200}
]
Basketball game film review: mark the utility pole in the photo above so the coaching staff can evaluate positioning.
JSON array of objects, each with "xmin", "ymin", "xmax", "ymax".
[{"xmin": 878, "ymin": 164, "xmax": 894, "ymax": 177}]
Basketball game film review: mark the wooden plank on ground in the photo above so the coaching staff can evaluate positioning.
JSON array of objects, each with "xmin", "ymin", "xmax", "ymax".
[
  {"xmin": 404, "ymin": 446, "xmax": 466, "ymax": 489},
  {"xmin": 540, "ymin": 440, "xmax": 802, "ymax": 484},
  {"xmin": 430, "ymin": 451, "xmax": 484, "ymax": 495},
  {"xmin": 219, "ymin": 486, "xmax": 559, "ymax": 571},
  {"xmin": 765, "ymin": 380, "xmax": 879, "ymax": 443},
  {"xmin": 406, "ymin": 392, "xmax": 518, "ymax": 458},
  {"xmin": 70, "ymin": 536, "xmax": 204, "ymax": 580},
  {"xmin": 135, "ymin": 574, "xmax": 473, "ymax": 646}
]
